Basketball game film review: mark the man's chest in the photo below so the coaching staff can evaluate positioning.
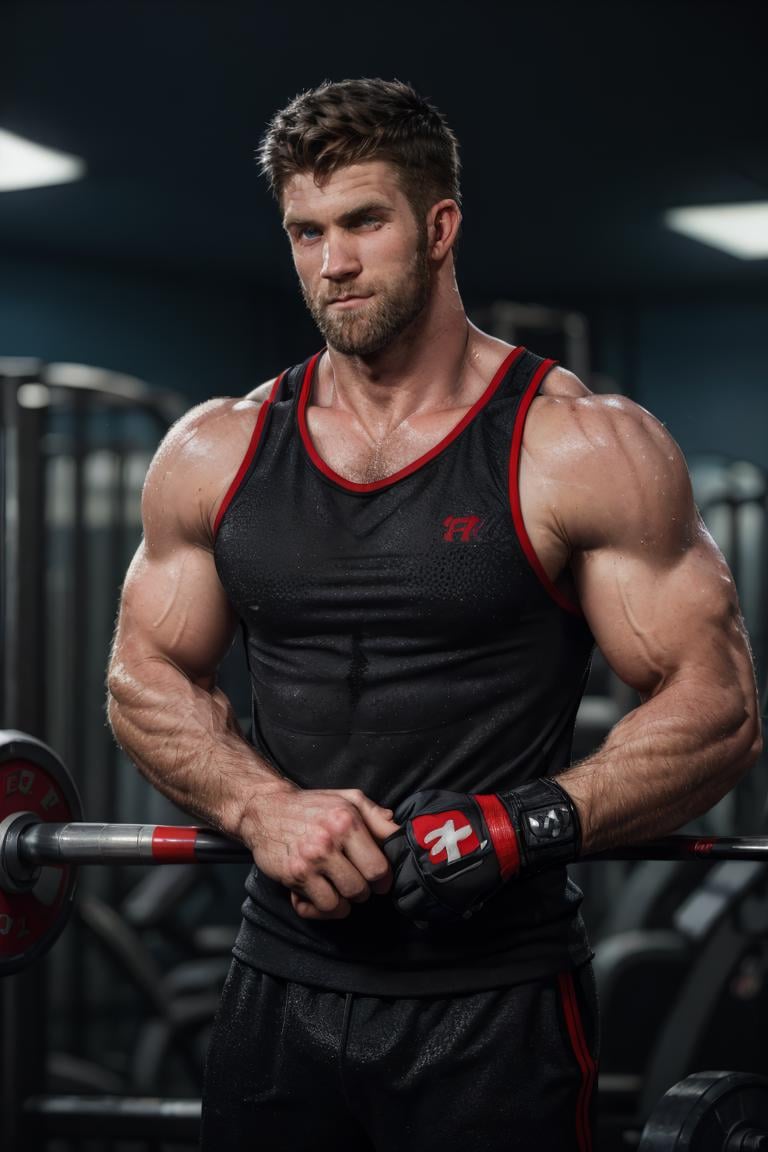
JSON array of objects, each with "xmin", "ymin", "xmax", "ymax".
[
  {"xmin": 304, "ymin": 404, "xmax": 572, "ymax": 586},
  {"xmin": 305, "ymin": 404, "xmax": 470, "ymax": 484}
]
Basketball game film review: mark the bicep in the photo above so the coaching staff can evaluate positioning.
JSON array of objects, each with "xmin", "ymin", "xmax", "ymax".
[
  {"xmin": 554, "ymin": 396, "xmax": 750, "ymax": 701},
  {"xmin": 574, "ymin": 520, "xmax": 750, "ymax": 702},
  {"xmin": 110, "ymin": 396, "xmax": 256, "ymax": 686},
  {"xmin": 115, "ymin": 540, "xmax": 238, "ymax": 687}
]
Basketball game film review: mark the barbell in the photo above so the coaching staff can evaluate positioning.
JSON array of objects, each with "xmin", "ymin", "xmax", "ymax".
[
  {"xmin": 6, "ymin": 732, "xmax": 768, "ymax": 1149},
  {"xmin": 3, "ymin": 728, "xmax": 768, "ymax": 978}
]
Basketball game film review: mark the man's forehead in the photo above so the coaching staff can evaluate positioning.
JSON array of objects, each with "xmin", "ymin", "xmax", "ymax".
[{"xmin": 282, "ymin": 161, "xmax": 405, "ymax": 218}]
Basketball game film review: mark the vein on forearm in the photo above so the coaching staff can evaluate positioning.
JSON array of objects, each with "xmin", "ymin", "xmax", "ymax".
[
  {"xmin": 560, "ymin": 677, "xmax": 753, "ymax": 853},
  {"xmin": 107, "ymin": 654, "xmax": 284, "ymax": 839}
]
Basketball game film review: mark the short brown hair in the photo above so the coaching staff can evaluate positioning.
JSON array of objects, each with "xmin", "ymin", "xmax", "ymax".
[{"xmin": 258, "ymin": 78, "xmax": 461, "ymax": 221}]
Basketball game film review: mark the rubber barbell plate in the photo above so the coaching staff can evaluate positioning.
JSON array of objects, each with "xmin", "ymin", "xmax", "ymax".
[
  {"xmin": 0, "ymin": 731, "xmax": 82, "ymax": 976},
  {"xmin": 639, "ymin": 1071, "xmax": 768, "ymax": 1150}
]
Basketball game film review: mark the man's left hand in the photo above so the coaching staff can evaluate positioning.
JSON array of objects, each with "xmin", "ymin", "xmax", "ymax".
[{"xmin": 383, "ymin": 780, "xmax": 581, "ymax": 923}]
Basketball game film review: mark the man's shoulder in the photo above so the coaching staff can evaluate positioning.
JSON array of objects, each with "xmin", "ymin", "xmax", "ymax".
[
  {"xmin": 169, "ymin": 392, "xmax": 265, "ymax": 444},
  {"xmin": 538, "ymin": 364, "xmax": 591, "ymax": 400},
  {"xmin": 142, "ymin": 386, "xmax": 275, "ymax": 545},
  {"xmin": 158, "ymin": 379, "xmax": 281, "ymax": 470},
  {"xmin": 527, "ymin": 386, "xmax": 693, "ymax": 550},
  {"xmin": 530, "ymin": 385, "xmax": 675, "ymax": 469},
  {"xmin": 245, "ymin": 375, "xmax": 281, "ymax": 403}
]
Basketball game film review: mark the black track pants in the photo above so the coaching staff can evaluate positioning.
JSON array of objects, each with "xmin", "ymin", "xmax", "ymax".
[{"xmin": 201, "ymin": 959, "xmax": 600, "ymax": 1152}]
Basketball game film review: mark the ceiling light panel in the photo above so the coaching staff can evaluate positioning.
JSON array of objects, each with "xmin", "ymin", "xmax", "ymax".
[
  {"xmin": 0, "ymin": 128, "xmax": 86, "ymax": 192},
  {"xmin": 665, "ymin": 202, "xmax": 768, "ymax": 259}
]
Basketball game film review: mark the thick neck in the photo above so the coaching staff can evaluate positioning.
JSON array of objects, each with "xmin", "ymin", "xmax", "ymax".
[{"xmin": 315, "ymin": 275, "xmax": 474, "ymax": 436}]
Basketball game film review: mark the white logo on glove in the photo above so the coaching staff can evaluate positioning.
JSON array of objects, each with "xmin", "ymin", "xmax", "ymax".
[
  {"xmin": 529, "ymin": 807, "xmax": 564, "ymax": 839},
  {"xmin": 424, "ymin": 819, "xmax": 474, "ymax": 863}
]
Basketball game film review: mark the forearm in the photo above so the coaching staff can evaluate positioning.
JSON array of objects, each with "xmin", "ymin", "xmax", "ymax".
[
  {"xmin": 106, "ymin": 653, "xmax": 293, "ymax": 841},
  {"xmin": 559, "ymin": 679, "xmax": 762, "ymax": 854}
]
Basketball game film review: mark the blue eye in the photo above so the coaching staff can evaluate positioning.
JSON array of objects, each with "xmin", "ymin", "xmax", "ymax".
[{"xmin": 299, "ymin": 225, "xmax": 321, "ymax": 241}]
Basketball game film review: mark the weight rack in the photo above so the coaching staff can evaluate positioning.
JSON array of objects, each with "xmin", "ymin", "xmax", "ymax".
[{"xmin": 0, "ymin": 361, "xmax": 184, "ymax": 1150}]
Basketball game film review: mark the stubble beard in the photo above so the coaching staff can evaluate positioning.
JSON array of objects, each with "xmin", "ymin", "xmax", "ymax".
[{"xmin": 301, "ymin": 228, "xmax": 431, "ymax": 358}]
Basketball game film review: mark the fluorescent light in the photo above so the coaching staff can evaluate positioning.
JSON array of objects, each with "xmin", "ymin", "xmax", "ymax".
[
  {"xmin": 665, "ymin": 202, "xmax": 768, "ymax": 259},
  {"xmin": 0, "ymin": 128, "xmax": 86, "ymax": 192}
]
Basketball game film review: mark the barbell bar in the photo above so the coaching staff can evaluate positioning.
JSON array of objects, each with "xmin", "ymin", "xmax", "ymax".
[
  {"xmin": 3, "ymin": 728, "xmax": 768, "ymax": 977},
  {"xmin": 12, "ymin": 819, "xmax": 251, "ymax": 870},
  {"xmin": 8, "ymin": 819, "xmax": 768, "ymax": 870}
]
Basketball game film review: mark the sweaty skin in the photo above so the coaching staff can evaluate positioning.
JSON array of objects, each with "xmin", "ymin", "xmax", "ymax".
[{"xmin": 107, "ymin": 160, "xmax": 761, "ymax": 920}]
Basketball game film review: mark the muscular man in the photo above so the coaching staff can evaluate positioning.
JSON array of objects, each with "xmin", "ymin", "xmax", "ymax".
[{"xmin": 107, "ymin": 79, "xmax": 761, "ymax": 1151}]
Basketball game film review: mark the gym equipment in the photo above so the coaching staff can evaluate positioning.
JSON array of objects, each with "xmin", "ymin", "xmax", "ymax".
[
  {"xmin": 637, "ymin": 858, "xmax": 768, "ymax": 1121},
  {"xmin": 0, "ymin": 731, "xmax": 82, "ymax": 974},
  {"xmin": 0, "ymin": 730, "xmax": 248, "ymax": 975},
  {"xmin": 639, "ymin": 1071, "xmax": 768, "ymax": 1150},
  {"xmin": 596, "ymin": 858, "xmax": 768, "ymax": 1130},
  {"xmin": 4, "ymin": 727, "xmax": 768, "ymax": 977}
]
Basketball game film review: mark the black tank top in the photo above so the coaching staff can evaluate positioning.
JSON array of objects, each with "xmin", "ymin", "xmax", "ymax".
[{"xmin": 214, "ymin": 346, "xmax": 595, "ymax": 994}]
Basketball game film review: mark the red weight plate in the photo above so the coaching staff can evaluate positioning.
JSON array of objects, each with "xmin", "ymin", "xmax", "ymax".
[{"xmin": 0, "ymin": 733, "xmax": 82, "ymax": 976}]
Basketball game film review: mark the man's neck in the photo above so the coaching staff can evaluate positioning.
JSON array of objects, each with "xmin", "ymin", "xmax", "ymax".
[{"xmin": 316, "ymin": 298, "xmax": 474, "ymax": 438}]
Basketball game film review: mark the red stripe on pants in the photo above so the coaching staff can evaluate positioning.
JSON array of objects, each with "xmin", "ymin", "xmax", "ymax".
[{"xmin": 557, "ymin": 970, "xmax": 597, "ymax": 1152}]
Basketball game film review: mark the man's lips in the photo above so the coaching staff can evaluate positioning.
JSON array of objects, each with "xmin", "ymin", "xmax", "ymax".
[{"xmin": 325, "ymin": 295, "xmax": 372, "ymax": 308}]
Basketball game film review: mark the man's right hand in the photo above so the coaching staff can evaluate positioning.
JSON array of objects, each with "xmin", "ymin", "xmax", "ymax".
[{"xmin": 242, "ymin": 783, "xmax": 401, "ymax": 920}]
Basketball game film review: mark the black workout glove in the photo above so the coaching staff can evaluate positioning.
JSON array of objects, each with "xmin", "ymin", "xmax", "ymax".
[{"xmin": 382, "ymin": 778, "xmax": 581, "ymax": 923}]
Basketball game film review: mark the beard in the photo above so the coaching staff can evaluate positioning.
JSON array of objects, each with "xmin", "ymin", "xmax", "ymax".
[{"xmin": 300, "ymin": 228, "xmax": 431, "ymax": 357}]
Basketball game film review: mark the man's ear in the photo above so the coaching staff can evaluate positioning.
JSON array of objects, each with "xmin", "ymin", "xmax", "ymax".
[{"xmin": 427, "ymin": 199, "xmax": 462, "ymax": 259}]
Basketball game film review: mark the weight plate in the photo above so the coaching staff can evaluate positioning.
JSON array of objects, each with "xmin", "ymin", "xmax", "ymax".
[
  {"xmin": 0, "ymin": 731, "xmax": 82, "ymax": 976},
  {"xmin": 639, "ymin": 1070, "xmax": 768, "ymax": 1150}
]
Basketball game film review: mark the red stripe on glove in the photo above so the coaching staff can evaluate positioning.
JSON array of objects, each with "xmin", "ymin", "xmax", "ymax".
[{"xmin": 474, "ymin": 794, "xmax": 520, "ymax": 880}]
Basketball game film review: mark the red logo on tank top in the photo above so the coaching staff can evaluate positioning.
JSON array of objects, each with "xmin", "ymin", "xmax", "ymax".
[
  {"xmin": 412, "ymin": 811, "xmax": 481, "ymax": 864},
  {"xmin": 442, "ymin": 515, "xmax": 483, "ymax": 542}
]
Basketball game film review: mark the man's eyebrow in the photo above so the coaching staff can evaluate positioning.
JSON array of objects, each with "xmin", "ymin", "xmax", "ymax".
[
  {"xmin": 283, "ymin": 201, "xmax": 393, "ymax": 230},
  {"xmin": 338, "ymin": 201, "xmax": 392, "ymax": 224}
]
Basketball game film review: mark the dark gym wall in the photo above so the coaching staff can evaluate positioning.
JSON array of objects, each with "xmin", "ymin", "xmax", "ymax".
[
  {"xmin": 0, "ymin": 253, "xmax": 306, "ymax": 403},
  {"xmin": 631, "ymin": 298, "xmax": 768, "ymax": 470},
  {"xmin": 3, "ymin": 0, "xmax": 766, "ymax": 417}
]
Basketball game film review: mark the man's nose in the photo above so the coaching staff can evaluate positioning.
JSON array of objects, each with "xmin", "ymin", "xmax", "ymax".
[{"xmin": 321, "ymin": 231, "xmax": 362, "ymax": 281}]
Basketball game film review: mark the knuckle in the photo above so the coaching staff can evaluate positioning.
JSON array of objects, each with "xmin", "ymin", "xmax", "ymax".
[
  {"xmin": 350, "ymin": 883, "xmax": 370, "ymax": 903},
  {"xmin": 300, "ymin": 831, "xmax": 333, "ymax": 862},
  {"xmin": 314, "ymin": 890, "xmax": 340, "ymax": 914},
  {"xmin": 327, "ymin": 807, "xmax": 358, "ymax": 837},
  {"xmin": 367, "ymin": 861, "xmax": 390, "ymax": 884},
  {"xmin": 315, "ymin": 829, "xmax": 335, "ymax": 855},
  {"xmin": 287, "ymin": 863, "xmax": 308, "ymax": 886}
]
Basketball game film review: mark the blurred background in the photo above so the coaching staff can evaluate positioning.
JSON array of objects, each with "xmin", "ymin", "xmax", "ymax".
[{"xmin": 1, "ymin": 1, "xmax": 767, "ymax": 1148}]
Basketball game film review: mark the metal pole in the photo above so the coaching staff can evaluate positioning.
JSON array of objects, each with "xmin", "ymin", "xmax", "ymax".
[
  {"xmin": 0, "ymin": 364, "xmax": 48, "ymax": 1152},
  {"xmin": 8, "ymin": 823, "xmax": 768, "ymax": 870},
  {"xmin": 24, "ymin": 1094, "xmax": 201, "ymax": 1141},
  {"xmin": 584, "ymin": 835, "xmax": 768, "ymax": 862},
  {"xmin": 18, "ymin": 822, "xmax": 251, "ymax": 866}
]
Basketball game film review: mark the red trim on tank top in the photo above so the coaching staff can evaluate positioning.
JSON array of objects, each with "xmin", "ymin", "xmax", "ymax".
[
  {"xmin": 557, "ymin": 971, "xmax": 597, "ymax": 1152},
  {"xmin": 508, "ymin": 361, "xmax": 582, "ymax": 616},
  {"xmin": 212, "ymin": 372, "xmax": 285, "ymax": 538},
  {"xmin": 297, "ymin": 345, "xmax": 526, "ymax": 493}
]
